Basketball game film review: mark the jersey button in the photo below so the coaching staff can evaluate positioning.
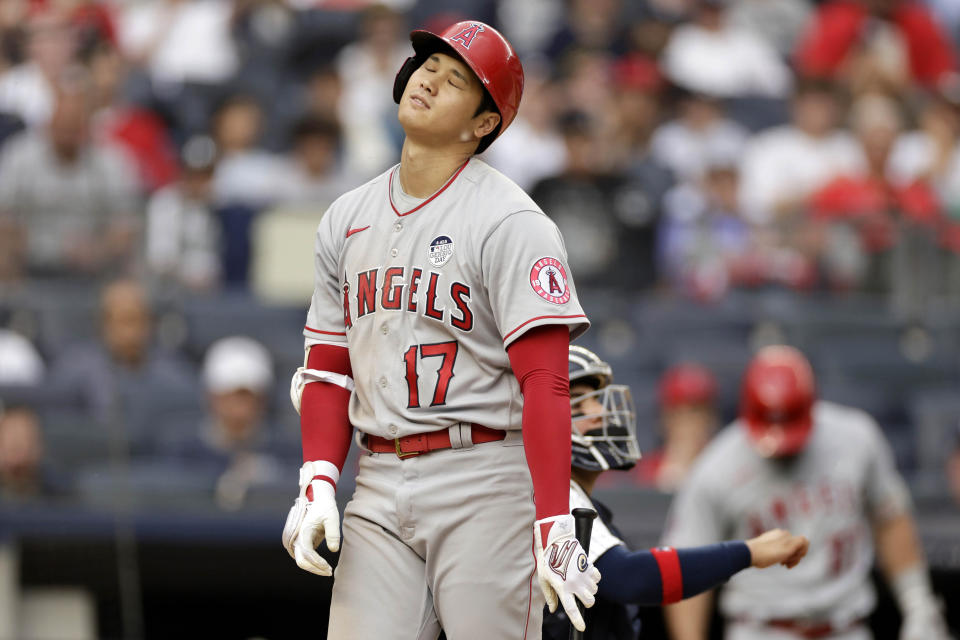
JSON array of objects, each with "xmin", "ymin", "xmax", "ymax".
[
  {"xmin": 390, "ymin": 248, "xmax": 398, "ymax": 257},
  {"xmin": 379, "ymin": 376, "xmax": 387, "ymax": 387},
  {"xmin": 388, "ymin": 425, "xmax": 398, "ymax": 435},
  {"xmin": 394, "ymin": 222, "xmax": 403, "ymax": 232},
  {"xmin": 381, "ymin": 324, "xmax": 388, "ymax": 335}
]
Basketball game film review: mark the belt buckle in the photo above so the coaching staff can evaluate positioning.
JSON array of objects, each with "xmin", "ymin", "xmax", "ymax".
[{"xmin": 395, "ymin": 437, "xmax": 418, "ymax": 458}]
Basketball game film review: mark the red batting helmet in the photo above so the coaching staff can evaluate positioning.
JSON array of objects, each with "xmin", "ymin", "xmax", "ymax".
[
  {"xmin": 393, "ymin": 20, "xmax": 524, "ymax": 153},
  {"xmin": 659, "ymin": 363, "xmax": 718, "ymax": 409},
  {"xmin": 740, "ymin": 345, "xmax": 816, "ymax": 458}
]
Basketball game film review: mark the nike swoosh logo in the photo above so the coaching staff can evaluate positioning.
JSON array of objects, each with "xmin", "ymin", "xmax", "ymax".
[{"xmin": 346, "ymin": 225, "xmax": 370, "ymax": 238}]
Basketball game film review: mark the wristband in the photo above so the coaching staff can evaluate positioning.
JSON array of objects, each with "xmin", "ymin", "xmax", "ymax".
[{"xmin": 891, "ymin": 565, "xmax": 937, "ymax": 613}]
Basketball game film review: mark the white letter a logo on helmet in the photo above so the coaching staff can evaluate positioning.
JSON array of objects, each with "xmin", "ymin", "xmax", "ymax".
[{"xmin": 450, "ymin": 23, "xmax": 484, "ymax": 49}]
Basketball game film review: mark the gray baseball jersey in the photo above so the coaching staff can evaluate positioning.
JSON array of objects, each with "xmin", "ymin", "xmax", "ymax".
[
  {"xmin": 662, "ymin": 401, "xmax": 911, "ymax": 626},
  {"xmin": 303, "ymin": 157, "xmax": 588, "ymax": 639},
  {"xmin": 303, "ymin": 157, "xmax": 589, "ymax": 437}
]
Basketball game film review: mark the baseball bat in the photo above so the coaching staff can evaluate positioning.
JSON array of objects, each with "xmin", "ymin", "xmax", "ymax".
[{"xmin": 569, "ymin": 507, "xmax": 598, "ymax": 640}]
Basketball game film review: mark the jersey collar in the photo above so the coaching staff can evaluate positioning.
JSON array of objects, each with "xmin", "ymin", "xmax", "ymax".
[{"xmin": 388, "ymin": 159, "xmax": 470, "ymax": 217}]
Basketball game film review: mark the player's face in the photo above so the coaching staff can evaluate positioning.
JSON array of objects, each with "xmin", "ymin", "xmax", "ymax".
[
  {"xmin": 397, "ymin": 52, "xmax": 500, "ymax": 148},
  {"xmin": 571, "ymin": 383, "xmax": 604, "ymax": 434}
]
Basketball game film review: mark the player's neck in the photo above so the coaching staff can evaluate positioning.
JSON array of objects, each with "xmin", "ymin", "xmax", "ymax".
[
  {"xmin": 398, "ymin": 140, "xmax": 473, "ymax": 198},
  {"xmin": 571, "ymin": 468, "xmax": 602, "ymax": 496}
]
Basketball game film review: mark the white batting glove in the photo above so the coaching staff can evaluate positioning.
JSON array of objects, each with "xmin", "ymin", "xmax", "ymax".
[
  {"xmin": 534, "ymin": 514, "xmax": 601, "ymax": 632},
  {"xmin": 900, "ymin": 605, "xmax": 952, "ymax": 640},
  {"xmin": 281, "ymin": 461, "xmax": 341, "ymax": 576},
  {"xmin": 893, "ymin": 566, "xmax": 953, "ymax": 640}
]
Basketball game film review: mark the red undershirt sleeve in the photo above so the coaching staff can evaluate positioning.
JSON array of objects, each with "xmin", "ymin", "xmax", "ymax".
[
  {"xmin": 506, "ymin": 324, "xmax": 571, "ymax": 522},
  {"xmin": 300, "ymin": 344, "xmax": 353, "ymax": 485}
]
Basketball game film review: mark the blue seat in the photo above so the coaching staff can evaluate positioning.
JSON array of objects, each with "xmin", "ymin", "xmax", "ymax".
[
  {"xmin": 909, "ymin": 388, "xmax": 960, "ymax": 479},
  {"xmin": 723, "ymin": 95, "xmax": 790, "ymax": 132},
  {"xmin": 180, "ymin": 292, "xmax": 306, "ymax": 360}
]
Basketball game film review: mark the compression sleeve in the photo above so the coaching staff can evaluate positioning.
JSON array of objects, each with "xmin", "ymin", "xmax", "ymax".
[
  {"xmin": 506, "ymin": 324, "xmax": 571, "ymax": 521},
  {"xmin": 594, "ymin": 542, "xmax": 751, "ymax": 605},
  {"xmin": 300, "ymin": 344, "xmax": 353, "ymax": 490}
]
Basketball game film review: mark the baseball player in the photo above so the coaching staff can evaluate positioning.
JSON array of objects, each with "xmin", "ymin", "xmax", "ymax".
[
  {"xmin": 281, "ymin": 21, "xmax": 601, "ymax": 639},
  {"xmin": 663, "ymin": 345, "xmax": 952, "ymax": 640},
  {"xmin": 542, "ymin": 346, "xmax": 810, "ymax": 639}
]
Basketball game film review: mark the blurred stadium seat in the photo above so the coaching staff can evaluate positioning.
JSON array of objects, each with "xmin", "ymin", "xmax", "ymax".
[
  {"xmin": 909, "ymin": 387, "xmax": 960, "ymax": 496},
  {"xmin": 724, "ymin": 95, "xmax": 791, "ymax": 132}
]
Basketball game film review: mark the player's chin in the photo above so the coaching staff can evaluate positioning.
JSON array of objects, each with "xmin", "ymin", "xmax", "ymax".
[{"xmin": 397, "ymin": 105, "xmax": 434, "ymax": 130}]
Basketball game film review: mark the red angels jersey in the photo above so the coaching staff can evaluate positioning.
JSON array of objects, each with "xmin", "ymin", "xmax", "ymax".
[
  {"xmin": 303, "ymin": 157, "xmax": 589, "ymax": 439},
  {"xmin": 662, "ymin": 401, "xmax": 912, "ymax": 625}
]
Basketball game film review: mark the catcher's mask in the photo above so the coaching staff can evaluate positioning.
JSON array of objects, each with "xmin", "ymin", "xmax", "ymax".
[{"xmin": 569, "ymin": 345, "xmax": 641, "ymax": 472}]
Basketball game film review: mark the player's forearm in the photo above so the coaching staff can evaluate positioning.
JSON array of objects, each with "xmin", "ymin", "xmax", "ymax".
[
  {"xmin": 875, "ymin": 512, "xmax": 925, "ymax": 580},
  {"xmin": 664, "ymin": 593, "xmax": 712, "ymax": 640},
  {"xmin": 595, "ymin": 542, "xmax": 750, "ymax": 606},
  {"xmin": 300, "ymin": 344, "xmax": 354, "ymax": 479},
  {"xmin": 875, "ymin": 512, "xmax": 941, "ymax": 617},
  {"xmin": 506, "ymin": 324, "xmax": 571, "ymax": 519}
]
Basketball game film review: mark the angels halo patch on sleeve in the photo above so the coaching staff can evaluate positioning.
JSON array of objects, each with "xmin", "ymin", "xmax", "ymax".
[{"xmin": 530, "ymin": 257, "xmax": 571, "ymax": 304}]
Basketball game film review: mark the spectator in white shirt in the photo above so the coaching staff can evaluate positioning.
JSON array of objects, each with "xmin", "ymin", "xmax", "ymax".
[
  {"xmin": 211, "ymin": 94, "xmax": 287, "ymax": 207},
  {"xmin": 650, "ymin": 90, "xmax": 749, "ymax": 184},
  {"xmin": 118, "ymin": 0, "xmax": 238, "ymax": 88},
  {"xmin": 661, "ymin": 0, "xmax": 793, "ymax": 98},
  {"xmin": 334, "ymin": 5, "xmax": 409, "ymax": 179},
  {"xmin": 483, "ymin": 70, "xmax": 568, "ymax": 192},
  {"xmin": 0, "ymin": 9, "xmax": 78, "ymax": 128},
  {"xmin": 146, "ymin": 135, "xmax": 222, "ymax": 292},
  {"xmin": 738, "ymin": 77, "xmax": 863, "ymax": 225},
  {"xmin": 888, "ymin": 92, "xmax": 960, "ymax": 215},
  {"xmin": 0, "ymin": 72, "xmax": 140, "ymax": 278}
]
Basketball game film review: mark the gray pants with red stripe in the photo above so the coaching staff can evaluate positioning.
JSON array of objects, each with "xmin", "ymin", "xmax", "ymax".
[{"xmin": 327, "ymin": 430, "xmax": 543, "ymax": 639}]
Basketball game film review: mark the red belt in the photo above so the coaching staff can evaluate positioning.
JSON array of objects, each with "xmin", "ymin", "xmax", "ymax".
[
  {"xmin": 365, "ymin": 424, "xmax": 506, "ymax": 458},
  {"xmin": 759, "ymin": 618, "xmax": 865, "ymax": 639}
]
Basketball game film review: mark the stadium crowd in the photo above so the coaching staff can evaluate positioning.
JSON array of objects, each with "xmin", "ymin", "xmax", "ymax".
[{"xmin": 0, "ymin": 0, "xmax": 958, "ymax": 512}]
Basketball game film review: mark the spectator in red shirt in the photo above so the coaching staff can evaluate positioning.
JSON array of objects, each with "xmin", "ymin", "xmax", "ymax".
[
  {"xmin": 810, "ymin": 92, "xmax": 944, "ymax": 289},
  {"xmin": 794, "ymin": 0, "xmax": 957, "ymax": 93},
  {"xmin": 87, "ymin": 41, "xmax": 177, "ymax": 193}
]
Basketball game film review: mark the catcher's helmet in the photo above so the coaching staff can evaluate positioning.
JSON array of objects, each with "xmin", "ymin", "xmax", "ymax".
[
  {"xmin": 569, "ymin": 346, "xmax": 641, "ymax": 471},
  {"xmin": 393, "ymin": 20, "xmax": 524, "ymax": 153},
  {"xmin": 740, "ymin": 345, "xmax": 816, "ymax": 458}
]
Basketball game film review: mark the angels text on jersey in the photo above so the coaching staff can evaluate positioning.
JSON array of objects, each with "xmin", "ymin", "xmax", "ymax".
[{"xmin": 341, "ymin": 265, "xmax": 473, "ymax": 333}]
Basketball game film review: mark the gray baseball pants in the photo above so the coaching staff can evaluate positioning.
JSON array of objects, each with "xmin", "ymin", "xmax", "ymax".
[{"xmin": 327, "ymin": 430, "xmax": 544, "ymax": 639}]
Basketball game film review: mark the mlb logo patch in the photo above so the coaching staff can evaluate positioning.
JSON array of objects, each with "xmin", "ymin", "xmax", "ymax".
[{"xmin": 429, "ymin": 235, "xmax": 455, "ymax": 267}]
